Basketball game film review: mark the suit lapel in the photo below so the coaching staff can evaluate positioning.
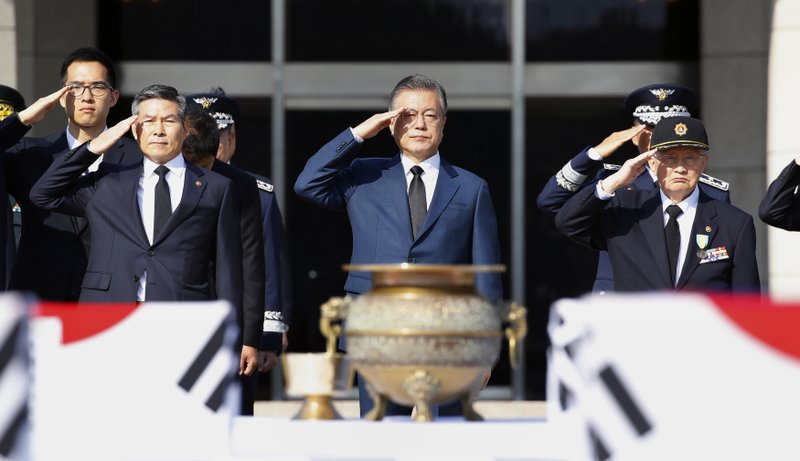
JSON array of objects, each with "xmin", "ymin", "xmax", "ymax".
[
  {"xmin": 416, "ymin": 160, "xmax": 459, "ymax": 241},
  {"xmin": 677, "ymin": 194, "xmax": 719, "ymax": 289},
  {"xmin": 381, "ymin": 155, "xmax": 414, "ymax": 243},
  {"xmin": 119, "ymin": 164, "xmax": 150, "ymax": 247},
  {"xmin": 153, "ymin": 163, "xmax": 207, "ymax": 246},
  {"xmin": 639, "ymin": 190, "xmax": 673, "ymax": 287}
]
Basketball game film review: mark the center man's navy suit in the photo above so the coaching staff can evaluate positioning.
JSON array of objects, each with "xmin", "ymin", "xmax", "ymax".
[
  {"xmin": 30, "ymin": 143, "xmax": 261, "ymax": 347},
  {"xmin": 555, "ymin": 185, "xmax": 760, "ymax": 293},
  {"xmin": 294, "ymin": 129, "xmax": 502, "ymax": 301},
  {"xmin": 2, "ymin": 113, "xmax": 142, "ymax": 300}
]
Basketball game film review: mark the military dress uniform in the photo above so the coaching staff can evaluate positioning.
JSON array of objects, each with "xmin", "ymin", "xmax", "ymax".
[
  {"xmin": 187, "ymin": 93, "xmax": 291, "ymax": 349},
  {"xmin": 0, "ymin": 85, "xmax": 26, "ymax": 289},
  {"xmin": 537, "ymin": 84, "xmax": 731, "ymax": 293},
  {"xmin": 555, "ymin": 117, "xmax": 760, "ymax": 293}
]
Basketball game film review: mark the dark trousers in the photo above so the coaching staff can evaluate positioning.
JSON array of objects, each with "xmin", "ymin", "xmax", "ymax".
[{"xmin": 240, "ymin": 372, "xmax": 256, "ymax": 416}]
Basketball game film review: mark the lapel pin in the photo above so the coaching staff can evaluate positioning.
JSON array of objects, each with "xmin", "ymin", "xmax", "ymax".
[
  {"xmin": 705, "ymin": 225, "xmax": 712, "ymax": 232},
  {"xmin": 195, "ymin": 181, "xmax": 202, "ymax": 187}
]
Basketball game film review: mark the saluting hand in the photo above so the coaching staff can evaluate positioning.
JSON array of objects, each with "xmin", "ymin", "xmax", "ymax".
[
  {"xmin": 87, "ymin": 114, "xmax": 138, "ymax": 155},
  {"xmin": 593, "ymin": 125, "xmax": 646, "ymax": 159},
  {"xmin": 352, "ymin": 108, "xmax": 404, "ymax": 140},
  {"xmin": 17, "ymin": 86, "xmax": 70, "ymax": 126},
  {"xmin": 599, "ymin": 149, "xmax": 655, "ymax": 194}
]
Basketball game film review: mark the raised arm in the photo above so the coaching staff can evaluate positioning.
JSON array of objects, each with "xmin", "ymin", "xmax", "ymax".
[
  {"xmin": 537, "ymin": 125, "xmax": 646, "ymax": 213},
  {"xmin": 293, "ymin": 109, "xmax": 402, "ymax": 210}
]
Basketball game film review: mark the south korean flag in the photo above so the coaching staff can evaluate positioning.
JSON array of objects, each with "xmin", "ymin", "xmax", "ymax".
[
  {"xmin": 0, "ymin": 295, "xmax": 30, "ymax": 461},
  {"xmin": 548, "ymin": 296, "xmax": 654, "ymax": 461}
]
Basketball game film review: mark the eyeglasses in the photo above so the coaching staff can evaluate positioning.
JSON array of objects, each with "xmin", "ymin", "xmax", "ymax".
[
  {"xmin": 655, "ymin": 152, "xmax": 706, "ymax": 167},
  {"xmin": 66, "ymin": 83, "xmax": 113, "ymax": 98},
  {"xmin": 398, "ymin": 110, "xmax": 443, "ymax": 125}
]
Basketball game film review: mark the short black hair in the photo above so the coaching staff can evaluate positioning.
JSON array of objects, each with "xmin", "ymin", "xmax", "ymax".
[
  {"xmin": 60, "ymin": 47, "xmax": 118, "ymax": 89},
  {"xmin": 183, "ymin": 105, "xmax": 220, "ymax": 164}
]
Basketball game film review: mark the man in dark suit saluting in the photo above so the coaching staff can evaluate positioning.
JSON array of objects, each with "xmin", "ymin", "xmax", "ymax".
[
  {"xmin": 294, "ymin": 74, "xmax": 503, "ymax": 416},
  {"xmin": 2, "ymin": 47, "xmax": 142, "ymax": 301},
  {"xmin": 556, "ymin": 116, "xmax": 760, "ymax": 293},
  {"xmin": 31, "ymin": 84, "xmax": 259, "ymax": 376}
]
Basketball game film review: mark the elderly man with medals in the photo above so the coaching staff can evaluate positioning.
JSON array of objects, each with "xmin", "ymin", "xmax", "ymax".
[{"xmin": 555, "ymin": 116, "xmax": 760, "ymax": 293}]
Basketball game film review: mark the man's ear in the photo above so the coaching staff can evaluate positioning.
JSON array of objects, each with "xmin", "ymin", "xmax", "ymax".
[
  {"xmin": 389, "ymin": 118, "xmax": 395, "ymax": 136},
  {"xmin": 109, "ymin": 89, "xmax": 120, "ymax": 108}
]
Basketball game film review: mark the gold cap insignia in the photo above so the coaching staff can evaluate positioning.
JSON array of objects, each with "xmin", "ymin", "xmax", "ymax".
[
  {"xmin": 674, "ymin": 122, "xmax": 688, "ymax": 137},
  {"xmin": 192, "ymin": 97, "xmax": 217, "ymax": 110},
  {"xmin": 0, "ymin": 101, "xmax": 14, "ymax": 120},
  {"xmin": 649, "ymin": 88, "xmax": 675, "ymax": 101}
]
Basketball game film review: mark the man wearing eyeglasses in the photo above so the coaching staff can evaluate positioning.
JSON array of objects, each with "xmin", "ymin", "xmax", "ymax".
[
  {"xmin": 555, "ymin": 116, "xmax": 759, "ymax": 293},
  {"xmin": 537, "ymin": 84, "xmax": 731, "ymax": 294},
  {"xmin": 1, "ymin": 47, "xmax": 142, "ymax": 301},
  {"xmin": 295, "ymin": 74, "xmax": 502, "ymax": 418}
]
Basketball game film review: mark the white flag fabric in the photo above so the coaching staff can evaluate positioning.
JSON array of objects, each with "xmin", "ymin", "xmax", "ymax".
[
  {"xmin": 29, "ymin": 300, "xmax": 239, "ymax": 461},
  {"xmin": 548, "ymin": 293, "xmax": 800, "ymax": 461}
]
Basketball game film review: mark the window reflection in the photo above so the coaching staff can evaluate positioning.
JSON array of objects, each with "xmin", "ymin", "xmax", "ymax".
[
  {"xmin": 526, "ymin": 0, "xmax": 698, "ymax": 61},
  {"xmin": 99, "ymin": 0, "xmax": 271, "ymax": 61},
  {"xmin": 287, "ymin": 0, "xmax": 510, "ymax": 61}
]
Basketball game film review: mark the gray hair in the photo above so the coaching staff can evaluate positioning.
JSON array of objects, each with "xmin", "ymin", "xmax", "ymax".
[
  {"xmin": 131, "ymin": 84, "xmax": 186, "ymax": 121},
  {"xmin": 388, "ymin": 74, "xmax": 447, "ymax": 114}
]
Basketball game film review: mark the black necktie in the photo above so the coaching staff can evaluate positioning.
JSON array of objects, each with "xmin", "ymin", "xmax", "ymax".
[
  {"xmin": 408, "ymin": 165, "xmax": 427, "ymax": 239},
  {"xmin": 153, "ymin": 165, "xmax": 172, "ymax": 238},
  {"xmin": 664, "ymin": 204, "xmax": 683, "ymax": 286}
]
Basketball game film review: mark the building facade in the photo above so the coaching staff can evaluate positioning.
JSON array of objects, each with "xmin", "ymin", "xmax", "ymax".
[{"xmin": 1, "ymin": 0, "xmax": 783, "ymax": 399}]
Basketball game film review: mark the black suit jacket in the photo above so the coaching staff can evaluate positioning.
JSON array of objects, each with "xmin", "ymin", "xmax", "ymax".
[
  {"xmin": 30, "ymin": 145, "xmax": 259, "ymax": 347},
  {"xmin": 210, "ymin": 160, "xmax": 266, "ymax": 348},
  {"xmin": 3, "ymin": 115, "xmax": 142, "ymax": 300},
  {"xmin": 555, "ymin": 186, "xmax": 760, "ymax": 293},
  {"xmin": 0, "ymin": 114, "xmax": 31, "ymax": 289},
  {"xmin": 759, "ymin": 160, "xmax": 800, "ymax": 231}
]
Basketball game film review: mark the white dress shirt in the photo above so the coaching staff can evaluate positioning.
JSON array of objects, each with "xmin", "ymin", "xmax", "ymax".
[
  {"xmin": 136, "ymin": 155, "xmax": 187, "ymax": 300},
  {"xmin": 660, "ymin": 186, "xmax": 700, "ymax": 285},
  {"xmin": 66, "ymin": 127, "xmax": 105, "ymax": 173},
  {"xmin": 349, "ymin": 127, "xmax": 441, "ymax": 209},
  {"xmin": 400, "ymin": 153, "xmax": 440, "ymax": 209}
]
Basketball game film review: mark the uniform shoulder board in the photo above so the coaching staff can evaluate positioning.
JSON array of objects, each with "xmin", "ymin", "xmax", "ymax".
[
  {"xmin": 602, "ymin": 163, "xmax": 622, "ymax": 171},
  {"xmin": 256, "ymin": 179, "xmax": 274, "ymax": 193},
  {"xmin": 699, "ymin": 173, "xmax": 729, "ymax": 191}
]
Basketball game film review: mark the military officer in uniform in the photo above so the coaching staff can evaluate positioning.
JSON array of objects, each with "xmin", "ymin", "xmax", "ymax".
[
  {"xmin": 186, "ymin": 90, "xmax": 291, "ymax": 369},
  {"xmin": 0, "ymin": 85, "xmax": 25, "ymax": 122},
  {"xmin": 537, "ymin": 83, "xmax": 731, "ymax": 293},
  {"xmin": 0, "ymin": 84, "xmax": 27, "ymax": 289},
  {"xmin": 555, "ymin": 116, "xmax": 759, "ymax": 293}
]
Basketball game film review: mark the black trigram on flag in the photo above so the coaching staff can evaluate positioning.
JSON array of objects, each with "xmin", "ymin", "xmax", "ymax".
[
  {"xmin": 177, "ymin": 318, "xmax": 237, "ymax": 412},
  {"xmin": 560, "ymin": 364, "xmax": 653, "ymax": 461},
  {"xmin": 0, "ymin": 314, "xmax": 27, "ymax": 460}
]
